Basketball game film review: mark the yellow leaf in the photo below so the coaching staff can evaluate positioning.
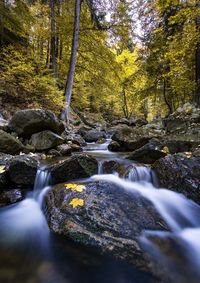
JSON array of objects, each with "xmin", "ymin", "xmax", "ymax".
[
  {"xmin": 69, "ymin": 198, "xmax": 84, "ymax": 208},
  {"xmin": 162, "ymin": 146, "xmax": 170, "ymax": 154},
  {"xmin": 64, "ymin": 183, "xmax": 86, "ymax": 192},
  {"xmin": 0, "ymin": 166, "xmax": 5, "ymax": 174}
]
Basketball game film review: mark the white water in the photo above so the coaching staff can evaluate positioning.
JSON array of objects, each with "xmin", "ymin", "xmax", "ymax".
[
  {"xmin": 90, "ymin": 172, "xmax": 200, "ymax": 278},
  {"xmin": 0, "ymin": 168, "xmax": 51, "ymax": 249}
]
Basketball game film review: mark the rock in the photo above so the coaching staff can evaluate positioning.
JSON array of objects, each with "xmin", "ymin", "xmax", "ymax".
[
  {"xmin": 153, "ymin": 155, "xmax": 200, "ymax": 203},
  {"xmin": 108, "ymin": 141, "xmax": 122, "ymax": 152},
  {"xmin": 128, "ymin": 141, "xmax": 167, "ymax": 164},
  {"xmin": 45, "ymin": 180, "xmax": 166, "ymax": 270},
  {"xmin": 111, "ymin": 118, "xmax": 131, "ymax": 126},
  {"xmin": 135, "ymin": 118, "xmax": 148, "ymax": 127},
  {"xmin": 141, "ymin": 231, "xmax": 200, "ymax": 283},
  {"xmin": 51, "ymin": 154, "xmax": 98, "ymax": 185},
  {"xmin": 9, "ymin": 155, "xmax": 38, "ymax": 186},
  {"xmin": 0, "ymin": 153, "xmax": 13, "ymax": 165},
  {"xmin": 56, "ymin": 144, "xmax": 72, "ymax": 155},
  {"xmin": 82, "ymin": 129, "xmax": 106, "ymax": 143},
  {"xmin": 0, "ymin": 170, "xmax": 8, "ymax": 190},
  {"xmin": 71, "ymin": 144, "xmax": 81, "ymax": 152},
  {"xmin": 163, "ymin": 103, "xmax": 200, "ymax": 133},
  {"xmin": 0, "ymin": 189, "xmax": 23, "ymax": 207},
  {"xmin": 61, "ymin": 132, "xmax": 86, "ymax": 146},
  {"xmin": 0, "ymin": 130, "xmax": 24, "ymax": 154},
  {"xmin": 96, "ymin": 137, "xmax": 106, "ymax": 144},
  {"xmin": 110, "ymin": 125, "xmax": 159, "ymax": 152},
  {"xmin": 30, "ymin": 130, "xmax": 64, "ymax": 151},
  {"xmin": 77, "ymin": 126, "xmax": 92, "ymax": 137},
  {"xmin": 0, "ymin": 118, "xmax": 8, "ymax": 131},
  {"xmin": 102, "ymin": 160, "xmax": 127, "ymax": 175},
  {"xmin": 9, "ymin": 109, "xmax": 64, "ymax": 138},
  {"xmin": 48, "ymin": 149, "xmax": 62, "ymax": 157}
]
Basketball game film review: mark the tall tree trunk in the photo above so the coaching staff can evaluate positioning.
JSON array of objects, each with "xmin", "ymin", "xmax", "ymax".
[
  {"xmin": 195, "ymin": 2, "xmax": 200, "ymax": 106},
  {"xmin": 50, "ymin": 0, "xmax": 57, "ymax": 77},
  {"xmin": 163, "ymin": 78, "xmax": 173, "ymax": 115},
  {"xmin": 62, "ymin": 0, "xmax": 82, "ymax": 123},
  {"xmin": 121, "ymin": 84, "xmax": 129, "ymax": 118}
]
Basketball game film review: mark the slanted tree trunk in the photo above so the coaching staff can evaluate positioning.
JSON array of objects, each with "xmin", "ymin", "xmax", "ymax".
[
  {"xmin": 62, "ymin": 0, "xmax": 82, "ymax": 123},
  {"xmin": 50, "ymin": 0, "xmax": 57, "ymax": 77}
]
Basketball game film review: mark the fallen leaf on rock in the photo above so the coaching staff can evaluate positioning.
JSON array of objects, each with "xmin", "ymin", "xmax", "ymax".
[
  {"xmin": 65, "ymin": 183, "xmax": 86, "ymax": 192},
  {"xmin": 162, "ymin": 146, "xmax": 169, "ymax": 154},
  {"xmin": 69, "ymin": 198, "xmax": 84, "ymax": 208},
  {"xmin": 0, "ymin": 166, "xmax": 5, "ymax": 174}
]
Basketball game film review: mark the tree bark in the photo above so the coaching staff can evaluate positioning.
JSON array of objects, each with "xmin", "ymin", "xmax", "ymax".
[
  {"xmin": 50, "ymin": 0, "xmax": 57, "ymax": 77},
  {"xmin": 62, "ymin": 0, "xmax": 82, "ymax": 123},
  {"xmin": 163, "ymin": 78, "xmax": 173, "ymax": 115}
]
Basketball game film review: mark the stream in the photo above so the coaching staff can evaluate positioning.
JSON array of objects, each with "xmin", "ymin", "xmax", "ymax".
[{"xmin": 0, "ymin": 139, "xmax": 200, "ymax": 282}]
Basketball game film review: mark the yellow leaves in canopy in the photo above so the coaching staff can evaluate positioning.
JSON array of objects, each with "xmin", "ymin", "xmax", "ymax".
[
  {"xmin": 0, "ymin": 166, "xmax": 5, "ymax": 174},
  {"xmin": 69, "ymin": 198, "xmax": 84, "ymax": 208},
  {"xmin": 64, "ymin": 183, "xmax": 86, "ymax": 192}
]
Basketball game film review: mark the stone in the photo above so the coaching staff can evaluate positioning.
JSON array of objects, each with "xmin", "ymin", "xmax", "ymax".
[
  {"xmin": 82, "ymin": 129, "xmax": 106, "ymax": 143},
  {"xmin": 30, "ymin": 130, "xmax": 64, "ymax": 151},
  {"xmin": 0, "ymin": 130, "xmax": 24, "ymax": 155},
  {"xmin": 153, "ymin": 155, "xmax": 200, "ymax": 203},
  {"xmin": 110, "ymin": 125, "xmax": 159, "ymax": 152},
  {"xmin": 0, "ymin": 189, "xmax": 23, "ymax": 207},
  {"xmin": 51, "ymin": 154, "xmax": 98, "ymax": 185},
  {"xmin": 45, "ymin": 180, "xmax": 166, "ymax": 270},
  {"xmin": 9, "ymin": 155, "xmax": 38, "ymax": 186},
  {"xmin": 0, "ymin": 118, "xmax": 8, "ymax": 131},
  {"xmin": 56, "ymin": 144, "xmax": 72, "ymax": 155},
  {"xmin": 9, "ymin": 109, "xmax": 64, "ymax": 138},
  {"xmin": 128, "ymin": 141, "xmax": 167, "ymax": 164}
]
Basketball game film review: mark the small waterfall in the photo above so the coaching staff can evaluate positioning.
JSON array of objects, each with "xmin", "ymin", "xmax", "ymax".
[
  {"xmin": 89, "ymin": 174, "xmax": 200, "ymax": 280},
  {"xmin": 0, "ymin": 167, "xmax": 52, "ymax": 250},
  {"xmin": 98, "ymin": 160, "xmax": 104, "ymax": 174},
  {"xmin": 127, "ymin": 166, "xmax": 152, "ymax": 182},
  {"xmin": 33, "ymin": 168, "xmax": 52, "ymax": 204}
]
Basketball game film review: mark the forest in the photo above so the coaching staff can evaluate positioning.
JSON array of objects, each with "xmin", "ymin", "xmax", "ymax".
[
  {"xmin": 1, "ymin": 0, "xmax": 200, "ymax": 121},
  {"xmin": 0, "ymin": 1, "xmax": 200, "ymax": 283}
]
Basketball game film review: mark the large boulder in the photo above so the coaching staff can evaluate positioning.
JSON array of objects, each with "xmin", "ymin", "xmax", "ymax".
[
  {"xmin": 82, "ymin": 129, "xmax": 106, "ymax": 143},
  {"xmin": 128, "ymin": 141, "xmax": 167, "ymax": 164},
  {"xmin": 110, "ymin": 125, "xmax": 159, "ymax": 152},
  {"xmin": 0, "ymin": 130, "xmax": 24, "ymax": 154},
  {"xmin": 45, "ymin": 180, "xmax": 166, "ymax": 270},
  {"xmin": 9, "ymin": 155, "xmax": 38, "ymax": 186},
  {"xmin": 51, "ymin": 154, "xmax": 98, "ymax": 185},
  {"xmin": 30, "ymin": 130, "xmax": 64, "ymax": 151},
  {"xmin": 163, "ymin": 103, "xmax": 200, "ymax": 133},
  {"xmin": 153, "ymin": 155, "xmax": 200, "ymax": 203},
  {"xmin": 9, "ymin": 109, "xmax": 64, "ymax": 138}
]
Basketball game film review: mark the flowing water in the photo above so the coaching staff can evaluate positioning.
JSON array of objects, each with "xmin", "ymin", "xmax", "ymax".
[{"xmin": 0, "ymin": 138, "xmax": 200, "ymax": 282}]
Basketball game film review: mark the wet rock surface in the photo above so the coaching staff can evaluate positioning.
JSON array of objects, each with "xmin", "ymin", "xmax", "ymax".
[
  {"xmin": 45, "ymin": 180, "xmax": 167, "ymax": 271},
  {"xmin": 51, "ymin": 154, "xmax": 98, "ymax": 184},
  {"xmin": 30, "ymin": 130, "xmax": 64, "ymax": 151},
  {"xmin": 110, "ymin": 125, "xmax": 159, "ymax": 152},
  {"xmin": 82, "ymin": 129, "xmax": 106, "ymax": 143},
  {"xmin": 0, "ymin": 189, "xmax": 23, "ymax": 207},
  {"xmin": 0, "ymin": 130, "xmax": 24, "ymax": 155},
  {"xmin": 9, "ymin": 155, "xmax": 38, "ymax": 186},
  {"xmin": 8, "ymin": 109, "xmax": 64, "ymax": 138},
  {"xmin": 153, "ymin": 155, "xmax": 200, "ymax": 203}
]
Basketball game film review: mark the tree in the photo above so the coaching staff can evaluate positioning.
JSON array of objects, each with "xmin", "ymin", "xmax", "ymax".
[{"xmin": 62, "ymin": 0, "xmax": 82, "ymax": 122}]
